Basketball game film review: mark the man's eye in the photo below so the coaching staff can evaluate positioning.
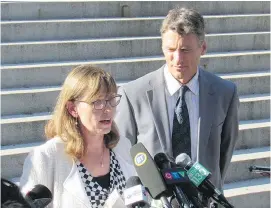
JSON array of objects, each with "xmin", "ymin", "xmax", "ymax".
[{"xmin": 182, "ymin": 49, "xmax": 191, "ymax": 53}]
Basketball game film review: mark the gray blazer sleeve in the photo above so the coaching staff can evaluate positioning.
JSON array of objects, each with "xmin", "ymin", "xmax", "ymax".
[
  {"xmin": 220, "ymin": 84, "xmax": 239, "ymax": 182},
  {"xmin": 115, "ymin": 86, "xmax": 138, "ymax": 145}
]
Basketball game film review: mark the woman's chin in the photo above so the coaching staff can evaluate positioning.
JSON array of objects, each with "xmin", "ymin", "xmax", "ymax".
[{"xmin": 100, "ymin": 127, "xmax": 112, "ymax": 135}]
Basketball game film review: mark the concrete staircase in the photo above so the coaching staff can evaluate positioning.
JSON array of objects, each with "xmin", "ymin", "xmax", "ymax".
[{"xmin": 1, "ymin": 2, "xmax": 270, "ymax": 207}]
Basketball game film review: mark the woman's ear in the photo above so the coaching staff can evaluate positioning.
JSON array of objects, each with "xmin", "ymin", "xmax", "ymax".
[{"xmin": 66, "ymin": 101, "xmax": 78, "ymax": 118}]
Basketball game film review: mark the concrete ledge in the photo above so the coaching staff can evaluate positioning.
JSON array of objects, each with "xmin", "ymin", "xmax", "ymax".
[
  {"xmin": 1, "ymin": 142, "xmax": 43, "ymax": 156},
  {"xmin": 1, "ymin": 78, "xmax": 270, "ymax": 116},
  {"xmin": 1, "ymin": 121, "xmax": 47, "ymax": 146},
  {"xmin": 1, "ymin": 86, "xmax": 61, "ymax": 95},
  {"xmin": 224, "ymin": 177, "xmax": 270, "ymax": 208},
  {"xmin": 224, "ymin": 177, "xmax": 270, "ymax": 196},
  {"xmin": 1, "ymin": 72, "xmax": 270, "ymax": 116},
  {"xmin": 231, "ymin": 147, "xmax": 270, "ymax": 162},
  {"xmin": 2, "ymin": 117, "xmax": 269, "ymax": 147},
  {"xmin": 239, "ymin": 95, "xmax": 270, "ymax": 121},
  {"xmin": 225, "ymin": 147, "xmax": 270, "ymax": 183},
  {"xmin": 1, "ymin": 51, "xmax": 270, "ymax": 89},
  {"xmin": 239, "ymin": 119, "xmax": 271, "ymax": 131},
  {"xmin": 2, "ymin": 2, "xmax": 270, "ymax": 20},
  {"xmin": 240, "ymin": 94, "xmax": 271, "ymax": 102},
  {"xmin": 2, "ymin": 15, "xmax": 270, "ymax": 42},
  {"xmin": 2, "ymin": 50, "xmax": 269, "ymax": 69},
  {"xmin": 2, "ymin": 32, "xmax": 269, "ymax": 45},
  {"xmin": 219, "ymin": 71, "xmax": 270, "ymax": 79},
  {"xmin": 3, "ymin": 14, "xmax": 270, "ymax": 24},
  {"xmin": 1, "ymin": 142, "xmax": 270, "ymax": 182},
  {"xmin": 2, "ymin": 32, "xmax": 269, "ymax": 64},
  {"xmin": 2, "ymin": 70, "xmax": 270, "ymax": 93},
  {"xmin": 1, "ymin": 112, "xmax": 52, "ymax": 124}
]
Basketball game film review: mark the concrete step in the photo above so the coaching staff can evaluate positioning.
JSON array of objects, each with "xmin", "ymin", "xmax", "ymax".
[
  {"xmin": 219, "ymin": 71, "xmax": 270, "ymax": 95},
  {"xmin": 2, "ymin": 32, "xmax": 269, "ymax": 64},
  {"xmin": 2, "ymin": 50, "xmax": 270, "ymax": 89},
  {"xmin": 239, "ymin": 94, "xmax": 270, "ymax": 121},
  {"xmin": 1, "ymin": 112, "xmax": 50, "ymax": 146},
  {"xmin": 2, "ymin": 2, "xmax": 270, "ymax": 20},
  {"xmin": 1, "ymin": 140, "xmax": 269, "ymax": 183},
  {"xmin": 1, "ymin": 87, "xmax": 59, "ymax": 116},
  {"xmin": 1, "ymin": 71, "xmax": 270, "ymax": 116},
  {"xmin": 225, "ymin": 146, "xmax": 270, "ymax": 183},
  {"xmin": 224, "ymin": 177, "xmax": 270, "ymax": 208},
  {"xmin": 1, "ymin": 92, "xmax": 270, "ymax": 148},
  {"xmin": 1, "ymin": 86, "xmax": 270, "ymax": 120},
  {"xmin": 237, "ymin": 119, "xmax": 270, "ymax": 150},
  {"xmin": 1, "ymin": 142, "xmax": 43, "ymax": 179},
  {"xmin": 2, "ymin": 14, "xmax": 270, "ymax": 42}
]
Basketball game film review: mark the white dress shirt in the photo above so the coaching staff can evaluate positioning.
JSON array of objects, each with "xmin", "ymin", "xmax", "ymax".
[{"xmin": 163, "ymin": 65, "xmax": 199, "ymax": 161}]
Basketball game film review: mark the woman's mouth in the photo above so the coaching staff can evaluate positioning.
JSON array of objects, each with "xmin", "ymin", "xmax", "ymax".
[{"xmin": 99, "ymin": 119, "xmax": 112, "ymax": 125}]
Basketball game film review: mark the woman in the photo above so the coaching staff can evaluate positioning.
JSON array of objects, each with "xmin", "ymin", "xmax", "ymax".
[{"xmin": 20, "ymin": 64, "xmax": 137, "ymax": 207}]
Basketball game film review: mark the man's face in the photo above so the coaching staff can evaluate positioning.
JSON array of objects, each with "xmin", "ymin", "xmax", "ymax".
[{"xmin": 162, "ymin": 30, "xmax": 206, "ymax": 84}]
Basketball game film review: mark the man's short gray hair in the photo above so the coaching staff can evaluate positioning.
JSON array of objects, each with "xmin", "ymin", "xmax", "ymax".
[{"xmin": 160, "ymin": 7, "xmax": 205, "ymax": 44}]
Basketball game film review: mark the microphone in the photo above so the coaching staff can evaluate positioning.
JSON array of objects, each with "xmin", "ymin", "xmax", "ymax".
[
  {"xmin": 104, "ymin": 189, "xmax": 126, "ymax": 208},
  {"xmin": 25, "ymin": 184, "xmax": 52, "ymax": 208},
  {"xmin": 130, "ymin": 143, "xmax": 172, "ymax": 208},
  {"xmin": 124, "ymin": 176, "xmax": 150, "ymax": 208},
  {"xmin": 176, "ymin": 153, "xmax": 234, "ymax": 208},
  {"xmin": 249, "ymin": 165, "xmax": 270, "ymax": 177},
  {"xmin": 154, "ymin": 153, "xmax": 203, "ymax": 208},
  {"xmin": 1, "ymin": 178, "xmax": 31, "ymax": 208},
  {"xmin": 249, "ymin": 165, "xmax": 271, "ymax": 173}
]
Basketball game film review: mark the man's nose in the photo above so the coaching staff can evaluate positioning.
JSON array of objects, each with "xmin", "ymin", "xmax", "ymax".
[{"xmin": 173, "ymin": 50, "xmax": 183, "ymax": 65}]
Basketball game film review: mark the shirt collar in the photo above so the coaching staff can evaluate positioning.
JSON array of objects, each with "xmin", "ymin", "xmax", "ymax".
[{"xmin": 163, "ymin": 65, "xmax": 199, "ymax": 96}]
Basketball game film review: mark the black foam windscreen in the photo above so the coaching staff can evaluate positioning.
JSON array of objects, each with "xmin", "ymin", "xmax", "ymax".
[
  {"xmin": 25, "ymin": 184, "xmax": 52, "ymax": 208},
  {"xmin": 154, "ymin": 152, "xmax": 171, "ymax": 169},
  {"xmin": 26, "ymin": 184, "xmax": 52, "ymax": 201},
  {"xmin": 1, "ymin": 178, "xmax": 31, "ymax": 208},
  {"xmin": 130, "ymin": 143, "xmax": 168, "ymax": 199}
]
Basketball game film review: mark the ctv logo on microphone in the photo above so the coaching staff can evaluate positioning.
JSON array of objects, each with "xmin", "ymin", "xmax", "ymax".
[
  {"xmin": 164, "ymin": 171, "xmax": 186, "ymax": 180},
  {"xmin": 162, "ymin": 169, "xmax": 188, "ymax": 185},
  {"xmin": 134, "ymin": 152, "xmax": 147, "ymax": 166}
]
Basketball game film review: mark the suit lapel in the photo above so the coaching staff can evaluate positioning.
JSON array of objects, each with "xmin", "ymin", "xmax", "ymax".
[
  {"xmin": 146, "ymin": 66, "xmax": 172, "ymax": 156},
  {"xmin": 63, "ymin": 160, "xmax": 90, "ymax": 207},
  {"xmin": 198, "ymin": 69, "xmax": 216, "ymax": 163}
]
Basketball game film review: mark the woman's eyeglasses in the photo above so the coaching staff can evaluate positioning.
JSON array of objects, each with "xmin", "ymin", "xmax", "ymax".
[{"xmin": 76, "ymin": 94, "xmax": 122, "ymax": 110}]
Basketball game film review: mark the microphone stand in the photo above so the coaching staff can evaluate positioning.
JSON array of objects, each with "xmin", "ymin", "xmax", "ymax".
[
  {"xmin": 160, "ymin": 196, "xmax": 173, "ymax": 208},
  {"xmin": 173, "ymin": 186, "xmax": 192, "ymax": 208}
]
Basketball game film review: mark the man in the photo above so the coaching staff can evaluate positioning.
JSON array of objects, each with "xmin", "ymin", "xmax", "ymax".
[{"xmin": 115, "ymin": 7, "xmax": 239, "ymax": 193}]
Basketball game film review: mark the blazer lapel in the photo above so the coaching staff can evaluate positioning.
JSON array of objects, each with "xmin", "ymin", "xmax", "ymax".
[
  {"xmin": 198, "ymin": 69, "xmax": 216, "ymax": 163},
  {"xmin": 63, "ymin": 161, "xmax": 90, "ymax": 207},
  {"xmin": 146, "ymin": 66, "xmax": 172, "ymax": 156}
]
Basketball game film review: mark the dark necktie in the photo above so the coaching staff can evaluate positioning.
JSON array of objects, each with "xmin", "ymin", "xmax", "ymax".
[{"xmin": 172, "ymin": 86, "xmax": 191, "ymax": 158}]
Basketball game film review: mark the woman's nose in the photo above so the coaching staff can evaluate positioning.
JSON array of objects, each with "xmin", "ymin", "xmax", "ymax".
[{"xmin": 103, "ymin": 101, "xmax": 113, "ymax": 112}]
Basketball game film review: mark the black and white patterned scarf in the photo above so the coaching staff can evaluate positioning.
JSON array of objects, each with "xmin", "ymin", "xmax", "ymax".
[{"xmin": 76, "ymin": 150, "xmax": 126, "ymax": 208}]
